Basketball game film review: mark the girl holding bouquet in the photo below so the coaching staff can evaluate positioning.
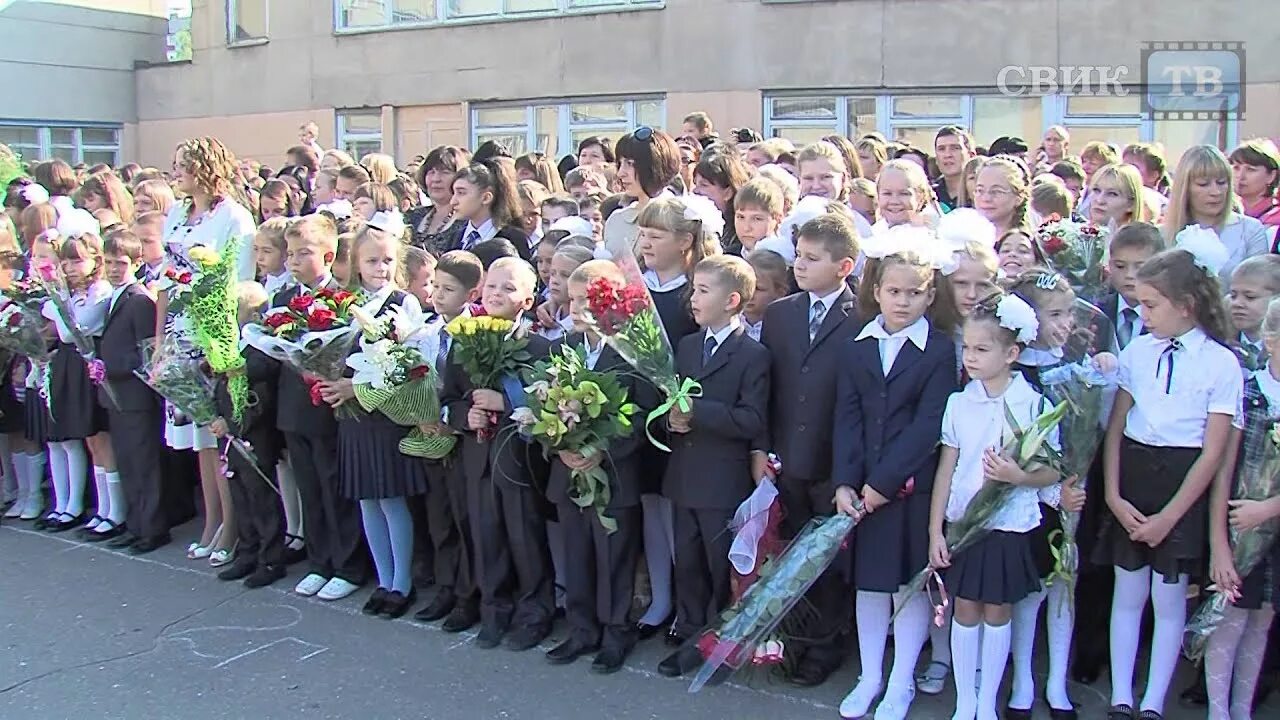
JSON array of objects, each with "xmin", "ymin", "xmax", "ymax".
[
  {"xmin": 1201, "ymin": 298, "xmax": 1280, "ymax": 720},
  {"xmin": 929, "ymin": 293, "xmax": 1061, "ymax": 720},
  {"xmin": 1094, "ymin": 234, "xmax": 1241, "ymax": 720},
  {"xmin": 317, "ymin": 223, "xmax": 427, "ymax": 619}
]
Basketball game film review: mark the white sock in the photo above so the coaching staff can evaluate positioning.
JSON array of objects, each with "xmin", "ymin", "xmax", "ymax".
[
  {"xmin": 1044, "ymin": 581, "xmax": 1075, "ymax": 710},
  {"xmin": 930, "ymin": 609, "xmax": 953, "ymax": 666},
  {"xmin": 0, "ymin": 433, "xmax": 15, "ymax": 502},
  {"xmin": 1139, "ymin": 571, "xmax": 1189, "ymax": 714},
  {"xmin": 1206, "ymin": 605, "xmax": 1248, "ymax": 720},
  {"xmin": 103, "ymin": 470, "xmax": 126, "ymax": 527},
  {"xmin": 8, "ymin": 451, "xmax": 28, "ymax": 510},
  {"xmin": 1009, "ymin": 584, "xmax": 1046, "ymax": 710},
  {"xmin": 1231, "ymin": 608, "xmax": 1276, "ymax": 719},
  {"xmin": 25, "ymin": 451, "xmax": 46, "ymax": 514},
  {"xmin": 59, "ymin": 440, "xmax": 89, "ymax": 516},
  {"xmin": 886, "ymin": 590, "xmax": 931, "ymax": 693},
  {"xmin": 1109, "ymin": 565, "xmax": 1151, "ymax": 708},
  {"xmin": 46, "ymin": 442, "xmax": 68, "ymax": 514},
  {"xmin": 277, "ymin": 457, "xmax": 304, "ymax": 538},
  {"xmin": 638, "ymin": 493, "xmax": 673, "ymax": 626},
  {"xmin": 88, "ymin": 465, "xmax": 108, "ymax": 527},
  {"xmin": 951, "ymin": 622, "xmax": 981, "ymax": 720},
  {"xmin": 977, "ymin": 622, "xmax": 1012, "ymax": 720},
  {"xmin": 855, "ymin": 590, "xmax": 891, "ymax": 687}
]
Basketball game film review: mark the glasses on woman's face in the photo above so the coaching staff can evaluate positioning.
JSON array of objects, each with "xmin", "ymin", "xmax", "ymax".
[{"xmin": 973, "ymin": 186, "xmax": 1013, "ymax": 199}]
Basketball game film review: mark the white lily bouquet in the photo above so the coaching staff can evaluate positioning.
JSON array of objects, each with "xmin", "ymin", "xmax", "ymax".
[{"xmin": 346, "ymin": 304, "xmax": 455, "ymax": 459}]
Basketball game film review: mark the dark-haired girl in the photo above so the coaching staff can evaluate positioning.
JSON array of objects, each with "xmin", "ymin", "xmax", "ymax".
[
  {"xmin": 692, "ymin": 150, "xmax": 751, "ymax": 255},
  {"xmin": 451, "ymin": 159, "xmax": 531, "ymax": 261}
]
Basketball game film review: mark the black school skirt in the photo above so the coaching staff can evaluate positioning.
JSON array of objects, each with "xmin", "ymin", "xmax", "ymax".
[
  {"xmin": 338, "ymin": 411, "xmax": 430, "ymax": 500},
  {"xmin": 1236, "ymin": 539, "xmax": 1280, "ymax": 611},
  {"xmin": 1091, "ymin": 438, "xmax": 1205, "ymax": 581},
  {"xmin": 46, "ymin": 343, "xmax": 108, "ymax": 442},
  {"xmin": 945, "ymin": 528, "xmax": 1042, "ymax": 605}
]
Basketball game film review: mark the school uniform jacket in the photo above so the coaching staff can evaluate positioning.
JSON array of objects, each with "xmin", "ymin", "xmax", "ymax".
[
  {"xmin": 830, "ymin": 323, "xmax": 956, "ymax": 500},
  {"xmin": 272, "ymin": 280, "xmax": 340, "ymax": 437},
  {"xmin": 756, "ymin": 287, "xmax": 860, "ymax": 483},
  {"xmin": 546, "ymin": 334, "xmax": 659, "ymax": 510},
  {"xmin": 98, "ymin": 283, "xmax": 159, "ymax": 413},
  {"xmin": 215, "ymin": 345, "xmax": 283, "ymax": 469},
  {"xmin": 663, "ymin": 326, "xmax": 770, "ymax": 510}
]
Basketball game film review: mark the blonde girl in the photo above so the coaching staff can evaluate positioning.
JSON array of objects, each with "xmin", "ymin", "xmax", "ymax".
[
  {"xmin": 875, "ymin": 159, "xmax": 933, "ymax": 231},
  {"xmin": 133, "ymin": 178, "xmax": 175, "ymax": 216},
  {"xmin": 1089, "ymin": 164, "xmax": 1148, "ymax": 230},
  {"xmin": 975, "ymin": 156, "xmax": 1031, "ymax": 236},
  {"xmin": 360, "ymin": 153, "xmax": 398, "ymax": 184},
  {"xmin": 76, "ymin": 172, "xmax": 134, "ymax": 226},
  {"xmin": 855, "ymin": 135, "xmax": 888, "ymax": 181},
  {"xmin": 1163, "ymin": 145, "xmax": 1270, "ymax": 285}
]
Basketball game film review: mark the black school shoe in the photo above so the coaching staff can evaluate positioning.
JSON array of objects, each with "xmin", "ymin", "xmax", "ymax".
[
  {"xmin": 217, "ymin": 558, "xmax": 258, "ymax": 581},
  {"xmin": 128, "ymin": 534, "xmax": 171, "ymax": 555},
  {"xmin": 378, "ymin": 588, "xmax": 417, "ymax": 619},
  {"xmin": 244, "ymin": 564, "xmax": 286, "ymax": 589},
  {"xmin": 83, "ymin": 520, "xmax": 126, "ymax": 542},
  {"xmin": 363, "ymin": 588, "xmax": 389, "ymax": 616},
  {"xmin": 590, "ymin": 646, "xmax": 628, "ymax": 674},
  {"xmin": 414, "ymin": 588, "xmax": 456, "ymax": 623}
]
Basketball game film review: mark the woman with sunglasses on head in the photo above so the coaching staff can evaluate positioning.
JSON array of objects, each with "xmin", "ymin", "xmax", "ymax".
[{"xmin": 601, "ymin": 127, "xmax": 683, "ymax": 262}]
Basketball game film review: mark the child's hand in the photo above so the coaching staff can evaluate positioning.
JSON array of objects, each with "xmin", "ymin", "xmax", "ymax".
[
  {"xmin": 982, "ymin": 447, "xmax": 1025, "ymax": 484},
  {"xmin": 668, "ymin": 404, "xmax": 692, "ymax": 434},
  {"xmin": 1060, "ymin": 475, "xmax": 1086, "ymax": 513},
  {"xmin": 319, "ymin": 379, "xmax": 355, "ymax": 407},
  {"xmin": 929, "ymin": 532, "xmax": 951, "ymax": 569},
  {"xmin": 1209, "ymin": 548, "xmax": 1241, "ymax": 596},
  {"xmin": 861, "ymin": 485, "xmax": 889, "ymax": 513},
  {"xmin": 534, "ymin": 300, "xmax": 557, "ymax": 330},
  {"xmin": 418, "ymin": 422, "xmax": 449, "ymax": 436},
  {"xmin": 1092, "ymin": 352, "xmax": 1118, "ymax": 374},
  {"xmin": 1107, "ymin": 496, "xmax": 1148, "ymax": 534},
  {"xmin": 470, "ymin": 389, "xmax": 505, "ymax": 412},
  {"xmin": 751, "ymin": 451, "xmax": 777, "ymax": 483},
  {"xmin": 558, "ymin": 449, "xmax": 601, "ymax": 472},
  {"xmin": 1129, "ymin": 511, "xmax": 1175, "ymax": 548},
  {"xmin": 209, "ymin": 418, "xmax": 229, "ymax": 438},
  {"xmin": 466, "ymin": 406, "xmax": 493, "ymax": 431},
  {"xmin": 1228, "ymin": 499, "xmax": 1274, "ymax": 532},
  {"xmin": 833, "ymin": 486, "xmax": 861, "ymax": 518}
]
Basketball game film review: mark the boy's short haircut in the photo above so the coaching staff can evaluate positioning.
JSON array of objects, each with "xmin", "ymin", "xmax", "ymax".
[
  {"xmin": 569, "ymin": 258, "xmax": 625, "ymax": 287},
  {"xmin": 695, "ymin": 254, "xmax": 756, "ymax": 306},
  {"xmin": 1109, "ymin": 222, "xmax": 1165, "ymax": 256},
  {"xmin": 316, "ymin": 169, "xmax": 337, "ymax": 187},
  {"xmin": 337, "ymin": 164, "xmax": 371, "ymax": 185},
  {"xmin": 437, "ymin": 250, "xmax": 484, "ymax": 290},
  {"xmin": 103, "ymin": 228, "xmax": 143, "ymax": 262},
  {"xmin": 1049, "ymin": 159, "xmax": 1086, "ymax": 185},
  {"xmin": 734, "ymin": 177, "xmax": 784, "ymax": 218},
  {"xmin": 490, "ymin": 256, "xmax": 538, "ymax": 295},
  {"xmin": 577, "ymin": 191, "xmax": 606, "ymax": 213},
  {"xmin": 564, "ymin": 165, "xmax": 607, "ymax": 191},
  {"xmin": 1232, "ymin": 254, "xmax": 1280, "ymax": 294},
  {"xmin": 471, "ymin": 237, "xmax": 519, "ymax": 269},
  {"xmin": 287, "ymin": 213, "xmax": 339, "ymax": 253},
  {"xmin": 541, "ymin": 193, "xmax": 580, "ymax": 217},
  {"xmin": 256, "ymin": 216, "xmax": 291, "ymax": 252},
  {"xmin": 747, "ymin": 248, "xmax": 790, "ymax": 290},
  {"xmin": 796, "ymin": 212, "xmax": 860, "ymax": 262},
  {"xmin": 404, "ymin": 245, "xmax": 436, "ymax": 277},
  {"xmin": 133, "ymin": 211, "xmax": 165, "ymax": 232},
  {"xmin": 1030, "ymin": 181, "xmax": 1072, "ymax": 218}
]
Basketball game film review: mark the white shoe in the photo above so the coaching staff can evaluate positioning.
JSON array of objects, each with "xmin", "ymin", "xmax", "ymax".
[
  {"xmin": 316, "ymin": 577, "xmax": 360, "ymax": 601},
  {"xmin": 839, "ymin": 676, "xmax": 883, "ymax": 719},
  {"xmin": 295, "ymin": 573, "xmax": 329, "ymax": 596},
  {"xmin": 915, "ymin": 660, "xmax": 950, "ymax": 695},
  {"xmin": 3, "ymin": 501, "xmax": 20, "ymax": 519},
  {"xmin": 873, "ymin": 684, "xmax": 916, "ymax": 720}
]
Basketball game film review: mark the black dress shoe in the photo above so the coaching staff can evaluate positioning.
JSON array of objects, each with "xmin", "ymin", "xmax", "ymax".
[
  {"xmin": 217, "ymin": 559, "xmax": 257, "ymax": 581},
  {"xmin": 128, "ymin": 534, "xmax": 170, "ymax": 555},
  {"xmin": 378, "ymin": 588, "xmax": 416, "ymax": 619},
  {"xmin": 33, "ymin": 513, "xmax": 57, "ymax": 530},
  {"xmin": 474, "ymin": 623, "xmax": 507, "ymax": 649},
  {"xmin": 363, "ymin": 588, "xmax": 389, "ymax": 616},
  {"xmin": 1048, "ymin": 706, "xmax": 1079, "ymax": 720},
  {"xmin": 441, "ymin": 602, "xmax": 480, "ymax": 633},
  {"xmin": 636, "ymin": 610, "xmax": 674, "ymax": 641},
  {"xmin": 1106, "ymin": 704, "xmax": 1135, "ymax": 720},
  {"xmin": 504, "ymin": 625, "xmax": 549, "ymax": 652},
  {"xmin": 74, "ymin": 516, "xmax": 105, "ymax": 539},
  {"xmin": 590, "ymin": 646, "xmax": 628, "ymax": 674},
  {"xmin": 282, "ymin": 536, "xmax": 307, "ymax": 566},
  {"xmin": 545, "ymin": 637, "xmax": 598, "ymax": 665},
  {"xmin": 83, "ymin": 521, "xmax": 126, "ymax": 542},
  {"xmin": 244, "ymin": 564, "xmax": 286, "ymax": 589},
  {"xmin": 664, "ymin": 627, "xmax": 686, "ymax": 648},
  {"xmin": 657, "ymin": 645, "xmax": 703, "ymax": 678},
  {"xmin": 107, "ymin": 532, "xmax": 139, "ymax": 549},
  {"xmin": 1004, "ymin": 706, "xmax": 1033, "ymax": 720},
  {"xmin": 46, "ymin": 512, "xmax": 81, "ymax": 532},
  {"xmin": 788, "ymin": 657, "xmax": 838, "ymax": 687},
  {"xmin": 414, "ymin": 588, "xmax": 456, "ymax": 623}
]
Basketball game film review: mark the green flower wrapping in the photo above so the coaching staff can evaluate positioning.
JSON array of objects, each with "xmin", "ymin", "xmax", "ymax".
[
  {"xmin": 183, "ymin": 240, "xmax": 248, "ymax": 423},
  {"xmin": 0, "ymin": 146, "xmax": 24, "ymax": 207},
  {"xmin": 353, "ymin": 377, "xmax": 456, "ymax": 460}
]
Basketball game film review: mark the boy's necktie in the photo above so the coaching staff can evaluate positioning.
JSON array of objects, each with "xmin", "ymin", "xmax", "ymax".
[
  {"xmin": 808, "ymin": 300, "xmax": 827, "ymax": 344},
  {"xmin": 702, "ymin": 335, "xmax": 717, "ymax": 366}
]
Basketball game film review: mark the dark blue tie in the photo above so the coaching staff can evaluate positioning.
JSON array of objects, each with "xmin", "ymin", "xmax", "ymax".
[
  {"xmin": 464, "ymin": 229, "xmax": 481, "ymax": 249},
  {"xmin": 436, "ymin": 328, "xmax": 451, "ymax": 376},
  {"xmin": 702, "ymin": 335, "xmax": 717, "ymax": 366},
  {"xmin": 1157, "ymin": 338, "xmax": 1182, "ymax": 393}
]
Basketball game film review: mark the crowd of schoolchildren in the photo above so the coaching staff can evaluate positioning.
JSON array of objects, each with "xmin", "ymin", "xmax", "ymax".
[{"xmin": 1, "ymin": 114, "xmax": 1280, "ymax": 720}]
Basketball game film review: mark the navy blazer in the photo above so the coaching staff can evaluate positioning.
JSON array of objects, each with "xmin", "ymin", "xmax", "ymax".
[
  {"xmin": 215, "ymin": 345, "xmax": 283, "ymax": 470},
  {"xmin": 271, "ymin": 279, "xmax": 341, "ymax": 436},
  {"xmin": 831, "ymin": 323, "xmax": 956, "ymax": 500},
  {"xmin": 663, "ymin": 325, "xmax": 769, "ymax": 510},
  {"xmin": 98, "ymin": 283, "xmax": 160, "ymax": 413},
  {"xmin": 757, "ymin": 287, "xmax": 860, "ymax": 482}
]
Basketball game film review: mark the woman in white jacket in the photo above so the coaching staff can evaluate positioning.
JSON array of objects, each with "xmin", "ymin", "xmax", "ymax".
[{"xmin": 1163, "ymin": 145, "xmax": 1269, "ymax": 285}]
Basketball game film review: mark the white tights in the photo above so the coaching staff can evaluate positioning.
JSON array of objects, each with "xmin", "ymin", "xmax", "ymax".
[{"xmin": 1109, "ymin": 566, "xmax": 1188, "ymax": 714}]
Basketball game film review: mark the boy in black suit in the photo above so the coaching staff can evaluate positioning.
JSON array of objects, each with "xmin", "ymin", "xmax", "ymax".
[
  {"xmin": 442, "ymin": 257, "xmax": 555, "ymax": 651},
  {"xmin": 274, "ymin": 214, "xmax": 368, "ymax": 601},
  {"xmin": 753, "ymin": 211, "xmax": 862, "ymax": 686},
  {"xmin": 658, "ymin": 255, "xmax": 770, "ymax": 678},
  {"xmin": 97, "ymin": 231, "xmax": 167, "ymax": 553}
]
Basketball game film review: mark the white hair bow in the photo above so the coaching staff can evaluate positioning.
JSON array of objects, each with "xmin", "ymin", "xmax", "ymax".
[
  {"xmin": 1174, "ymin": 224, "xmax": 1229, "ymax": 277},
  {"xmin": 681, "ymin": 194, "xmax": 725, "ymax": 239},
  {"xmin": 996, "ymin": 294, "xmax": 1039, "ymax": 344},
  {"xmin": 368, "ymin": 210, "xmax": 406, "ymax": 237}
]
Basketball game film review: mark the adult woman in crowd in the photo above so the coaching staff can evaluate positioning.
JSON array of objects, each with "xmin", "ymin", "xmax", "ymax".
[
  {"xmin": 404, "ymin": 145, "xmax": 470, "ymax": 254},
  {"xmin": 1162, "ymin": 144, "xmax": 1269, "ymax": 284}
]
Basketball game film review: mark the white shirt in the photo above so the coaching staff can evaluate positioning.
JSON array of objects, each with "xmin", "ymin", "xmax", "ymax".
[
  {"xmin": 855, "ymin": 315, "xmax": 929, "ymax": 375},
  {"xmin": 262, "ymin": 269, "xmax": 293, "ymax": 298},
  {"xmin": 42, "ymin": 279, "xmax": 111, "ymax": 344},
  {"xmin": 109, "ymin": 281, "xmax": 133, "ymax": 316},
  {"xmin": 584, "ymin": 335, "xmax": 606, "ymax": 370},
  {"xmin": 535, "ymin": 308, "xmax": 576, "ymax": 342},
  {"xmin": 643, "ymin": 269, "xmax": 688, "ymax": 293},
  {"xmin": 1116, "ymin": 294, "xmax": 1144, "ymax": 349},
  {"xmin": 461, "ymin": 218, "xmax": 497, "ymax": 249},
  {"xmin": 1118, "ymin": 326, "xmax": 1242, "ymax": 447},
  {"xmin": 940, "ymin": 373, "xmax": 1058, "ymax": 532},
  {"xmin": 741, "ymin": 315, "xmax": 763, "ymax": 342},
  {"xmin": 163, "ymin": 198, "xmax": 257, "ymax": 283},
  {"xmin": 1254, "ymin": 366, "xmax": 1280, "ymax": 420},
  {"xmin": 808, "ymin": 287, "xmax": 845, "ymax": 319},
  {"xmin": 703, "ymin": 315, "xmax": 742, "ymax": 358}
]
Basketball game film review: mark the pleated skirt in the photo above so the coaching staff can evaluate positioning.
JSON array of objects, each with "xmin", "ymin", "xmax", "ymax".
[
  {"xmin": 945, "ymin": 529, "xmax": 1041, "ymax": 605},
  {"xmin": 46, "ymin": 344, "xmax": 107, "ymax": 441},
  {"xmin": 338, "ymin": 410, "xmax": 430, "ymax": 500}
]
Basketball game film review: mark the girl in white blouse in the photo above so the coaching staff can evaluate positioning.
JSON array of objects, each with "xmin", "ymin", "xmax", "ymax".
[{"xmin": 930, "ymin": 293, "xmax": 1062, "ymax": 720}]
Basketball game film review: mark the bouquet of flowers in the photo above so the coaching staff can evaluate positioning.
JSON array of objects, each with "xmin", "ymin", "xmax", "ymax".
[
  {"xmin": 1037, "ymin": 216, "xmax": 1110, "ymax": 303},
  {"xmin": 895, "ymin": 399, "xmax": 1068, "ymax": 619},
  {"xmin": 0, "ymin": 301, "xmax": 50, "ymax": 362},
  {"xmin": 513, "ymin": 344, "xmax": 639, "ymax": 532},
  {"xmin": 3, "ymin": 277, "xmax": 50, "ymax": 315},
  {"xmin": 169, "ymin": 242, "xmax": 249, "ymax": 422},
  {"xmin": 443, "ymin": 314, "xmax": 531, "ymax": 441},
  {"xmin": 134, "ymin": 336, "xmax": 269, "ymax": 487},
  {"xmin": 689, "ymin": 504, "xmax": 866, "ymax": 693},
  {"xmin": 29, "ymin": 260, "xmax": 120, "ymax": 411},
  {"xmin": 346, "ymin": 304, "xmax": 455, "ymax": 459},
  {"xmin": 580, "ymin": 264, "xmax": 699, "ymax": 452},
  {"xmin": 1184, "ymin": 417, "xmax": 1280, "ymax": 660},
  {"xmin": 242, "ymin": 285, "xmax": 364, "ymax": 419}
]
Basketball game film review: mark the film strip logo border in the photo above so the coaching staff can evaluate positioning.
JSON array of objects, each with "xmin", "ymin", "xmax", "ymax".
[{"xmin": 1140, "ymin": 40, "xmax": 1246, "ymax": 121}]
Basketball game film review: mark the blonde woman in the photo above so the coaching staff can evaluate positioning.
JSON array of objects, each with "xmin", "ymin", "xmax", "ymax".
[
  {"xmin": 855, "ymin": 135, "xmax": 888, "ymax": 181},
  {"xmin": 1088, "ymin": 163, "xmax": 1148, "ymax": 229},
  {"xmin": 360, "ymin": 153, "xmax": 398, "ymax": 184},
  {"xmin": 1163, "ymin": 145, "xmax": 1269, "ymax": 284}
]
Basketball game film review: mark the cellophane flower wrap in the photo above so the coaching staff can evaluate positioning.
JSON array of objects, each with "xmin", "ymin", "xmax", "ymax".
[
  {"xmin": 169, "ymin": 241, "xmax": 249, "ymax": 423},
  {"xmin": 242, "ymin": 286, "xmax": 364, "ymax": 419},
  {"xmin": 0, "ymin": 300, "xmax": 50, "ymax": 362},
  {"xmin": 580, "ymin": 253, "xmax": 699, "ymax": 452},
  {"xmin": 514, "ymin": 344, "xmax": 638, "ymax": 533},
  {"xmin": 443, "ymin": 314, "xmax": 531, "ymax": 441},
  {"xmin": 896, "ymin": 399, "xmax": 1068, "ymax": 618},
  {"xmin": 1184, "ymin": 409, "xmax": 1280, "ymax": 660},
  {"xmin": 30, "ymin": 260, "xmax": 120, "ymax": 411},
  {"xmin": 1037, "ymin": 216, "xmax": 1111, "ymax": 303},
  {"xmin": 689, "ymin": 504, "xmax": 865, "ymax": 693},
  {"xmin": 4, "ymin": 277, "xmax": 50, "ymax": 315},
  {"xmin": 345, "ymin": 304, "xmax": 455, "ymax": 460}
]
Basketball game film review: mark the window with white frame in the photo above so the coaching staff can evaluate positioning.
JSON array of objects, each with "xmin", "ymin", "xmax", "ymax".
[
  {"xmin": 337, "ymin": 110, "xmax": 383, "ymax": 159},
  {"xmin": 0, "ymin": 124, "xmax": 120, "ymax": 166},
  {"xmin": 335, "ymin": 0, "xmax": 661, "ymax": 31},
  {"xmin": 470, "ymin": 97, "xmax": 664, "ymax": 160},
  {"xmin": 227, "ymin": 0, "xmax": 269, "ymax": 44}
]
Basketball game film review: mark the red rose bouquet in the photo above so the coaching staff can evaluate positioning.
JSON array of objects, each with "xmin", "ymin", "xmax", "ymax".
[
  {"xmin": 0, "ymin": 300, "xmax": 50, "ymax": 363},
  {"xmin": 1036, "ymin": 215, "xmax": 1111, "ymax": 303}
]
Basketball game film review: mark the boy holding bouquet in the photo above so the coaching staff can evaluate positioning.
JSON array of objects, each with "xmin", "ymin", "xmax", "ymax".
[{"xmin": 658, "ymin": 255, "xmax": 770, "ymax": 679}]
